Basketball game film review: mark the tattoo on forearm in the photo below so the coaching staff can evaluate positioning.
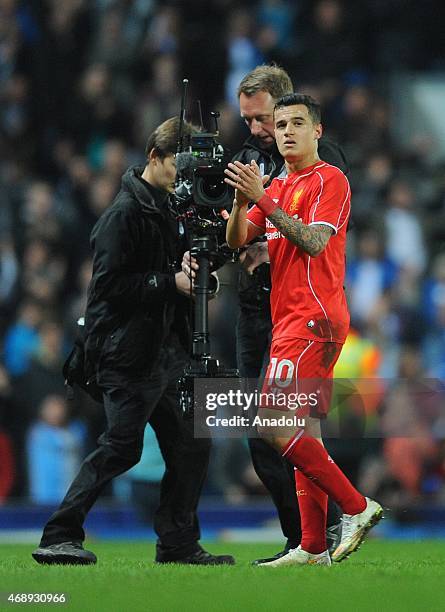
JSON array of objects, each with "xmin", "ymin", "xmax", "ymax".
[{"xmin": 268, "ymin": 208, "xmax": 333, "ymax": 256}]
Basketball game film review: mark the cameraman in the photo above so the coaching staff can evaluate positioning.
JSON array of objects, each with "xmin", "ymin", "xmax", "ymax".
[{"xmin": 32, "ymin": 117, "xmax": 234, "ymax": 566}]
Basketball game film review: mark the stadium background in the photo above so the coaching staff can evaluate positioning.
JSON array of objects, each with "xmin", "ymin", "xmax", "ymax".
[{"xmin": 1, "ymin": 0, "xmax": 445, "ymax": 545}]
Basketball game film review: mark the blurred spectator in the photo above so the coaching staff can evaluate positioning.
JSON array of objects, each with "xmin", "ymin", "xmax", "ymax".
[
  {"xmin": 333, "ymin": 328, "xmax": 381, "ymax": 380},
  {"xmin": 30, "ymin": 0, "xmax": 93, "ymax": 135},
  {"xmin": 298, "ymin": 0, "xmax": 364, "ymax": 82},
  {"xmin": 0, "ymin": 364, "xmax": 15, "ymax": 502},
  {"xmin": 0, "ymin": 363, "xmax": 25, "ymax": 497},
  {"xmin": 326, "ymin": 329, "xmax": 382, "ymax": 484},
  {"xmin": 0, "ymin": 425, "xmax": 14, "ymax": 503},
  {"xmin": 21, "ymin": 239, "xmax": 66, "ymax": 306},
  {"xmin": 89, "ymin": 4, "xmax": 140, "ymax": 107},
  {"xmin": 132, "ymin": 54, "xmax": 182, "ymax": 149},
  {"xmin": 351, "ymin": 152, "xmax": 394, "ymax": 228},
  {"xmin": 347, "ymin": 231, "xmax": 398, "ymax": 328},
  {"xmin": 359, "ymin": 347, "xmax": 445, "ymax": 509},
  {"xmin": 423, "ymin": 253, "xmax": 445, "ymax": 327},
  {"xmin": 368, "ymin": 0, "xmax": 427, "ymax": 71},
  {"xmin": 21, "ymin": 181, "xmax": 62, "ymax": 247},
  {"xmin": 422, "ymin": 253, "xmax": 445, "ymax": 380},
  {"xmin": 66, "ymin": 63, "xmax": 130, "ymax": 151},
  {"xmin": 0, "ymin": 234, "xmax": 19, "ymax": 324},
  {"xmin": 381, "ymin": 349, "xmax": 442, "ymax": 506},
  {"xmin": 16, "ymin": 319, "xmax": 67, "ymax": 415},
  {"xmin": 26, "ymin": 394, "xmax": 86, "ymax": 504},
  {"xmin": 225, "ymin": 9, "xmax": 263, "ymax": 107},
  {"xmin": 144, "ymin": 5, "xmax": 179, "ymax": 56},
  {"xmin": 335, "ymin": 86, "xmax": 390, "ymax": 167},
  {"xmin": 0, "ymin": 73, "xmax": 32, "ymax": 161},
  {"xmin": 2, "ymin": 298, "xmax": 42, "ymax": 376},
  {"xmin": 385, "ymin": 179, "xmax": 427, "ymax": 274},
  {"xmin": 256, "ymin": 0, "xmax": 298, "ymax": 60}
]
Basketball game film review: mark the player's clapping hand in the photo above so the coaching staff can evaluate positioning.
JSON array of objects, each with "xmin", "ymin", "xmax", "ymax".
[
  {"xmin": 182, "ymin": 250, "xmax": 199, "ymax": 280},
  {"xmin": 224, "ymin": 160, "xmax": 270, "ymax": 205}
]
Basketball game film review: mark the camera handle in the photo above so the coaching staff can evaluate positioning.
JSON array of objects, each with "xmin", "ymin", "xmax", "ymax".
[
  {"xmin": 190, "ymin": 235, "xmax": 214, "ymax": 359},
  {"xmin": 179, "ymin": 234, "xmax": 238, "ymax": 417}
]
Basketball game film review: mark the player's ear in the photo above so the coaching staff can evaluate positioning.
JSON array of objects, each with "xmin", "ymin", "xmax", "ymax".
[
  {"xmin": 315, "ymin": 123, "xmax": 323, "ymax": 140},
  {"xmin": 148, "ymin": 148, "xmax": 159, "ymax": 165}
]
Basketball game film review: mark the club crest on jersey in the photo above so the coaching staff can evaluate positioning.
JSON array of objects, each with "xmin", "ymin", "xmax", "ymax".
[{"xmin": 288, "ymin": 189, "xmax": 304, "ymax": 213}]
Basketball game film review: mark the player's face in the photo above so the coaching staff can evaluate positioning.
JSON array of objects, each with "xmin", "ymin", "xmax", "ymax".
[
  {"xmin": 274, "ymin": 104, "xmax": 322, "ymax": 163},
  {"xmin": 151, "ymin": 154, "xmax": 177, "ymax": 193},
  {"xmin": 239, "ymin": 91, "xmax": 275, "ymax": 148}
]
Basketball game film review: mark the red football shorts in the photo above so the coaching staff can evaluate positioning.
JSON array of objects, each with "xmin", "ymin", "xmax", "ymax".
[{"xmin": 261, "ymin": 337, "xmax": 343, "ymax": 418}]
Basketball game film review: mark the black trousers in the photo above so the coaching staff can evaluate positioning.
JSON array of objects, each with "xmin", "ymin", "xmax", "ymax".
[
  {"xmin": 236, "ymin": 308, "xmax": 341, "ymax": 547},
  {"xmin": 40, "ymin": 346, "xmax": 211, "ymax": 561}
]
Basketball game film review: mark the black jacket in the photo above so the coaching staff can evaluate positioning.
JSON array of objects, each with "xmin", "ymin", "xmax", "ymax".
[
  {"xmin": 83, "ymin": 166, "xmax": 190, "ymax": 379},
  {"xmin": 232, "ymin": 135, "xmax": 348, "ymax": 313}
]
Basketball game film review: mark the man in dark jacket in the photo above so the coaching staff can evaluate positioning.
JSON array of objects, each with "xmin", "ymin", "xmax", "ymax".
[{"xmin": 32, "ymin": 117, "xmax": 234, "ymax": 566}]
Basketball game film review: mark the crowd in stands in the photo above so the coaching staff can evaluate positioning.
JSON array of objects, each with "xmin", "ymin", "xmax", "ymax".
[{"xmin": 1, "ymin": 0, "xmax": 445, "ymax": 515}]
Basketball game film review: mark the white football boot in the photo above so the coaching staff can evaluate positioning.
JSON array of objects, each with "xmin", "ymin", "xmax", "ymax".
[
  {"xmin": 258, "ymin": 545, "xmax": 331, "ymax": 567},
  {"xmin": 332, "ymin": 497, "xmax": 383, "ymax": 562}
]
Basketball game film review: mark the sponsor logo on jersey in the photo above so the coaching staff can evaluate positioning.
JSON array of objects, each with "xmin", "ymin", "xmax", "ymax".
[{"xmin": 265, "ymin": 217, "xmax": 284, "ymax": 240}]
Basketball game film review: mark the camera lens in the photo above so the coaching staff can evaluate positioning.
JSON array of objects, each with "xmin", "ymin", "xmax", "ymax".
[
  {"xmin": 193, "ymin": 168, "xmax": 231, "ymax": 208},
  {"xmin": 201, "ymin": 176, "xmax": 225, "ymax": 197}
]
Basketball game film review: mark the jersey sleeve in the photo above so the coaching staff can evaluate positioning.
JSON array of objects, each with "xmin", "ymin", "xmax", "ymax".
[
  {"xmin": 308, "ymin": 170, "xmax": 351, "ymax": 235},
  {"xmin": 247, "ymin": 204, "xmax": 266, "ymax": 231}
]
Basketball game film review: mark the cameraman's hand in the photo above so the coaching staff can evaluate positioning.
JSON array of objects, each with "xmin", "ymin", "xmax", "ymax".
[
  {"xmin": 175, "ymin": 271, "xmax": 193, "ymax": 297},
  {"xmin": 181, "ymin": 250, "xmax": 199, "ymax": 280},
  {"xmin": 225, "ymin": 160, "xmax": 270, "ymax": 204},
  {"xmin": 240, "ymin": 241, "xmax": 270, "ymax": 274}
]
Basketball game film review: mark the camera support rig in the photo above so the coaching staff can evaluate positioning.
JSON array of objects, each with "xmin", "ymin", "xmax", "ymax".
[
  {"xmin": 175, "ymin": 78, "xmax": 238, "ymax": 417},
  {"xmin": 178, "ymin": 231, "xmax": 238, "ymax": 418}
]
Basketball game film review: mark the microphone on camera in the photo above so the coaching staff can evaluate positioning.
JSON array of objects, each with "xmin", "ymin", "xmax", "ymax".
[{"xmin": 176, "ymin": 152, "xmax": 198, "ymax": 174}]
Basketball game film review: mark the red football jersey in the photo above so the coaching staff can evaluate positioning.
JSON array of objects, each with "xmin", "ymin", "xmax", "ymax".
[{"xmin": 247, "ymin": 161, "xmax": 351, "ymax": 344}]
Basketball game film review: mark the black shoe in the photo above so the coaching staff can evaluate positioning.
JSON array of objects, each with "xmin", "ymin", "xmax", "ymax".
[
  {"xmin": 252, "ymin": 548, "xmax": 293, "ymax": 566},
  {"xmin": 326, "ymin": 521, "xmax": 343, "ymax": 556},
  {"xmin": 32, "ymin": 541, "xmax": 97, "ymax": 565},
  {"xmin": 156, "ymin": 548, "xmax": 235, "ymax": 565}
]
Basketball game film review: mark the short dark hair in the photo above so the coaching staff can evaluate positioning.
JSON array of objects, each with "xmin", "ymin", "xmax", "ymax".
[
  {"xmin": 237, "ymin": 64, "xmax": 293, "ymax": 101},
  {"xmin": 144, "ymin": 116, "xmax": 194, "ymax": 159},
  {"xmin": 274, "ymin": 93, "xmax": 321, "ymax": 124}
]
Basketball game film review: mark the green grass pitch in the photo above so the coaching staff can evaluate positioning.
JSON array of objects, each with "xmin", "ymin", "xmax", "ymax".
[{"xmin": 1, "ymin": 540, "xmax": 445, "ymax": 611}]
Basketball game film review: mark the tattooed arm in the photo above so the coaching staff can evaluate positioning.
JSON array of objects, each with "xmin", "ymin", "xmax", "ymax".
[
  {"xmin": 268, "ymin": 208, "xmax": 333, "ymax": 256},
  {"xmin": 224, "ymin": 160, "xmax": 334, "ymax": 256}
]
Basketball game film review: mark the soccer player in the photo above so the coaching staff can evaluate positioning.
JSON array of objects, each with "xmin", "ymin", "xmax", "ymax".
[
  {"xmin": 183, "ymin": 65, "xmax": 346, "ymax": 565},
  {"xmin": 225, "ymin": 93, "xmax": 383, "ymax": 566}
]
